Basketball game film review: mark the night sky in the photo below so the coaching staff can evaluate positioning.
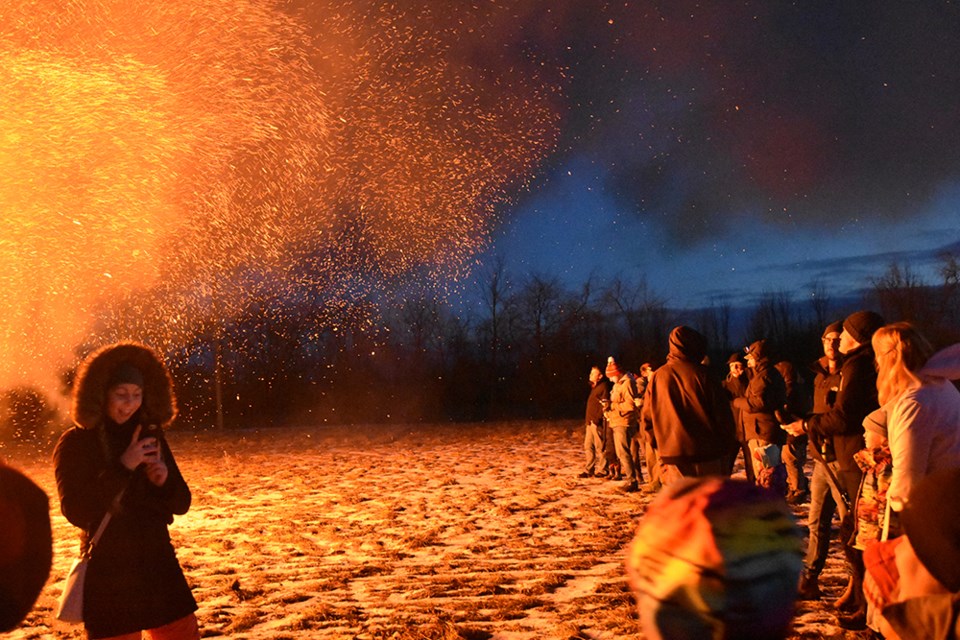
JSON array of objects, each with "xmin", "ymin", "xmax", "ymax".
[
  {"xmin": 4, "ymin": 1, "xmax": 960, "ymax": 392},
  {"xmin": 474, "ymin": 1, "xmax": 960, "ymax": 308}
]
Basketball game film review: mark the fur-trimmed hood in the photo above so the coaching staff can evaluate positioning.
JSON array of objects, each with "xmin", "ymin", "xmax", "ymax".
[{"xmin": 71, "ymin": 342, "xmax": 177, "ymax": 430}]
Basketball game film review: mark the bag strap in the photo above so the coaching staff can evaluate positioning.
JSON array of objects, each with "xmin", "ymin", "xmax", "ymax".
[
  {"xmin": 86, "ymin": 423, "xmax": 130, "ymax": 558},
  {"xmin": 85, "ymin": 488, "xmax": 125, "ymax": 558}
]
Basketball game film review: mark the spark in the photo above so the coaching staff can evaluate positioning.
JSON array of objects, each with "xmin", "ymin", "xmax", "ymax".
[{"xmin": 0, "ymin": 0, "xmax": 558, "ymax": 392}]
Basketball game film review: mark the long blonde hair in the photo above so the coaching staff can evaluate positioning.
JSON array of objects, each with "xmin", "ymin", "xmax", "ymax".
[{"xmin": 872, "ymin": 322, "xmax": 935, "ymax": 405}]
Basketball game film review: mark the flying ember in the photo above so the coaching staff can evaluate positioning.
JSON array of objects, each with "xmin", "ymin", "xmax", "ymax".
[{"xmin": 0, "ymin": 0, "xmax": 558, "ymax": 396}]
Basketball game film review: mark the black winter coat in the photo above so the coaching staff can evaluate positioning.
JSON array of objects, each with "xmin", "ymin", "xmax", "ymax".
[
  {"xmin": 807, "ymin": 356, "xmax": 843, "ymax": 460},
  {"xmin": 585, "ymin": 379, "xmax": 610, "ymax": 426},
  {"xmin": 806, "ymin": 343, "xmax": 877, "ymax": 472},
  {"xmin": 53, "ymin": 343, "xmax": 197, "ymax": 638}
]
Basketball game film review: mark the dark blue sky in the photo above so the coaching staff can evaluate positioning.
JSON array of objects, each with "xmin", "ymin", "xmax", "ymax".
[
  {"xmin": 490, "ymin": 164, "xmax": 960, "ymax": 309},
  {"xmin": 467, "ymin": 1, "xmax": 960, "ymax": 310}
]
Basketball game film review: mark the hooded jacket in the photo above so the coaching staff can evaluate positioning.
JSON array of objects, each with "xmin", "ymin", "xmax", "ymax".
[
  {"xmin": 642, "ymin": 327, "xmax": 736, "ymax": 465},
  {"xmin": 53, "ymin": 342, "xmax": 196, "ymax": 638},
  {"xmin": 0, "ymin": 464, "xmax": 52, "ymax": 632}
]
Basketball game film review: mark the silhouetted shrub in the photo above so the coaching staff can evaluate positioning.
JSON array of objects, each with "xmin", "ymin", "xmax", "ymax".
[{"xmin": 0, "ymin": 386, "xmax": 57, "ymax": 444}]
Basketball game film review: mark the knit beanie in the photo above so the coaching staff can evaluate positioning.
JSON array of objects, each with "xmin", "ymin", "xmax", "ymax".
[
  {"xmin": 899, "ymin": 466, "xmax": 960, "ymax": 591},
  {"xmin": 605, "ymin": 356, "xmax": 623, "ymax": 379},
  {"xmin": 842, "ymin": 310, "xmax": 884, "ymax": 345},
  {"xmin": 626, "ymin": 477, "xmax": 803, "ymax": 640},
  {"xmin": 822, "ymin": 320, "xmax": 843, "ymax": 339},
  {"xmin": 862, "ymin": 407, "xmax": 888, "ymax": 438},
  {"xmin": 727, "ymin": 353, "xmax": 742, "ymax": 365},
  {"xmin": 107, "ymin": 361, "xmax": 144, "ymax": 388}
]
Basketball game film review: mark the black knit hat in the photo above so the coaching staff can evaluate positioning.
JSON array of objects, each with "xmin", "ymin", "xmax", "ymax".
[
  {"xmin": 842, "ymin": 310, "xmax": 884, "ymax": 345},
  {"xmin": 107, "ymin": 362, "xmax": 144, "ymax": 388},
  {"xmin": 900, "ymin": 466, "xmax": 960, "ymax": 591}
]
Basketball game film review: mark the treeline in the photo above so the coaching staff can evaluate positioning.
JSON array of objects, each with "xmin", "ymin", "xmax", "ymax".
[
  {"xmin": 166, "ymin": 258, "xmax": 960, "ymax": 428},
  {"xmin": 3, "ymin": 258, "xmax": 960, "ymax": 440}
]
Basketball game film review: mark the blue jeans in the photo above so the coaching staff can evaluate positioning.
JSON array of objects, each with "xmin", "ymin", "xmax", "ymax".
[
  {"xmin": 583, "ymin": 422, "xmax": 606, "ymax": 474},
  {"xmin": 783, "ymin": 436, "xmax": 809, "ymax": 493},
  {"xmin": 804, "ymin": 460, "xmax": 839, "ymax": 575},
  {"xmin": 611, "ymin": 425, "xmax": 636, "ymax": 482}
]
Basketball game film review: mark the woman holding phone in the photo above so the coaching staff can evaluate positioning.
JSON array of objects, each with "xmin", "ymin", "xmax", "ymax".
[{"xmin": 54, "ymin": 342, "xmax": 198, "ymax": 639}]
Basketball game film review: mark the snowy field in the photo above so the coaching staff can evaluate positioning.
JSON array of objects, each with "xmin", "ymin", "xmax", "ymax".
[{"xmin": 6, "ymin": 422, "xmax": 853, "ymax": 639}]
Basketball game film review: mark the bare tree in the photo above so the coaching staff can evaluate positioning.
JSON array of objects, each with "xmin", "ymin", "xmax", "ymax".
[
  {"xmin": 696, "ymin": 302, "xmax": 732, "ymax": 353},
  {"xmin": 870, "ymin": 262, "xmax": 928, "ymax": 322},
  {"xmin": 602, "ymin": 276, "xmax": 669, "ymax": 364},
  {"xmin": 513, "ymin": 273, "xmax": 563, "ymax": 354},
  {"xmin": 747, "ymin": 290, "xmax": 795, "ymax": 346},
  {"xmin": 477, "ymin": 255, "xmax": 510, "ymax": 367},
  {"xmin": 808, "ymin": 279, "xmax": 832, "ymax": 329}
]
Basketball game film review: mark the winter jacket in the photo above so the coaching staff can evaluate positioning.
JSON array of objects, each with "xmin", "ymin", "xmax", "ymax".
[
  {"xmin": 807, "ymin": 356, "xmax": 842, "ymax": 460},
  {"xmin": 585, "ymin": 378, "xmax": 610, "ymax": 426},
  {"xmin": 852, "ymin": 445, "xmax": 894, "ymax": 550},
  {"xmin": 722, "ymin": 373, "xmax": 748, "ymax": 443},
  {"xmin": 734, "ymin": 358, "xmax": 786, "ymax": 445},
  {"xmin": 806, "ymin": 343, "xmax": 878, "ymax": 472},
  {"xmin": 606, "ymin": 373, "xmax": 638, "ymax": 428},
  {"xmin": 53, "ymin": 343, "xmax": 196, "ymax": 638},
  {"xmin": 642, "ymin": 326, "xmax": 735, "ymax": 465},
  {"xmin": 885, "ymin": 344, "xmax": 960, "ymax": 508}
]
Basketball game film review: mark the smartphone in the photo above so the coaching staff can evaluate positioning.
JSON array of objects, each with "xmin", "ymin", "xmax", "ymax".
[{"xmin": 139, "ymin": 424, "xmax": 163, "ymax": 460}]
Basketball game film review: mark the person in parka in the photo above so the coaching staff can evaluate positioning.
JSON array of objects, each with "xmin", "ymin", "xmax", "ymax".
[
  {"xmin": 734, "ymin": 339, "xmax": 788, "ymax": 485},
  {"xmin": 642, "ymin": 326, "xmax": 735, "ymax": 485},
  {"xmin": 53, "ymin": 342, "xmax": 199, "ymax": 639}
]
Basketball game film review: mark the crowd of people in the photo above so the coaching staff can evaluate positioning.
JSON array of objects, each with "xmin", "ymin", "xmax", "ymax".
[
  {"xmin": 3, "ymin": 313, "xmax": 959, "ymax": 638},
  {"xmin": 587, "ymin": 310, "xmax": 960, "ymax": 638}
]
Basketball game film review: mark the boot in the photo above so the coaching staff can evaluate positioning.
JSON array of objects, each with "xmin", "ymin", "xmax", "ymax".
[
  {"xmin": 836, "ymin": 607, "xmax": 867, "ymax": 631},
  {"xmin": 797, "ymin": 571, "xmax": 822, "ymax": 601},
  {"xmin": 834, "ymin": 575, "xmax": 857, "ymax": 613},
  {"xmin": 620, "ymin": 480, "xmax": 639, "ymax": 493}
]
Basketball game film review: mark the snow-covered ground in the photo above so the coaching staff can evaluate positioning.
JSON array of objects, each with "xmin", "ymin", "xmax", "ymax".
[{"xmin": 7, "ymin": 422, "xmax": 854, "ymax": 638}]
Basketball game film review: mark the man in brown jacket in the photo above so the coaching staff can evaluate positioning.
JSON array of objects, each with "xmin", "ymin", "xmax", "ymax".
[{"xmin": 642, "ymin": 326, "xmax": 736, "ymax": 486}]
